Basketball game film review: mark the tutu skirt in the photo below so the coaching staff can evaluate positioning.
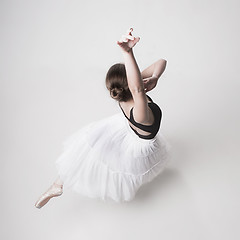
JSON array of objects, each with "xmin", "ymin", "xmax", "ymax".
[{"xmin": 55, "ymin": 112, "xmax": 172, "ymax": 203}]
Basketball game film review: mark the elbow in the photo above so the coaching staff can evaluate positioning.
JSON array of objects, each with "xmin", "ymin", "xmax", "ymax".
[
  {"xmin": 159, "ymin": 58, "xmax": 167, "ymax": 64},
  {"xmin": 159, "ymin": 59, "xmax": 167, "ymax": 69},
  {"xmin": 157, "ymin": 59, "xmax": 167, "ymax": 69},
  {"xmin": 157, "ymin": 59, "xmax": 167, "ymax": 77}
]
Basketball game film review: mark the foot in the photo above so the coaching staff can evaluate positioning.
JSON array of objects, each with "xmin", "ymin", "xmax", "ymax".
[{"xmin": 35, "ymin": 183, "xmax": 63, "ymax": 209}]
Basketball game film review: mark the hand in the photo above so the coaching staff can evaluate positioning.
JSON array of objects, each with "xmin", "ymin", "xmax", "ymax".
[
  {"xmin": 117, "ymin": 28, "xmax": 140, "ymax": 53},
  {"xmin": 143, "ymin": 76, "xmax": 158, "ymax": 92}
]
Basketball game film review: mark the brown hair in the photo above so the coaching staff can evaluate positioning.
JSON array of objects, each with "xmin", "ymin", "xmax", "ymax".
[{"xmin": 105, "ymin": 63, "xmax": 132, "ymax": 102}]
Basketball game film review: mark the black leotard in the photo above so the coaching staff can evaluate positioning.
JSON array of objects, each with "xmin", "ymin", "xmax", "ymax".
[{"xmin": 119, "ymin": 95, "xmax": 162, "ymax": 139}]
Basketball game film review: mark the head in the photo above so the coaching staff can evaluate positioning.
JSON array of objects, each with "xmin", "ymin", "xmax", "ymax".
[{"xmin": 105, "ymin": 63, "xmax": 132, "ymax": 102}]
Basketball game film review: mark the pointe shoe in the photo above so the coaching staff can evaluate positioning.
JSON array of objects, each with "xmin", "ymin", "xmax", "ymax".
[{"xmin": 35, "ymin": 183, "xmax": 63, "ymax": 209}]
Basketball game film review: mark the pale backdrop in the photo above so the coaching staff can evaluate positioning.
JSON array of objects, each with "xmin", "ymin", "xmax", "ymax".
[{"xmin": 1, "ymin": 0, "xmax": 240, "ymax": 239}]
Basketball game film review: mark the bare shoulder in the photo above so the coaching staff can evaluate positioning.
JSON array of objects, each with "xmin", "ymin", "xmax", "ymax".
[{"xmin": 131, "ymin": 91, "xmax": 154, "ymax": 125}]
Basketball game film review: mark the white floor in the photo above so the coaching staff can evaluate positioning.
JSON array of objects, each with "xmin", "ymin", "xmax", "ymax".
[{"xmin": 1, "ymin": 1, "xmax": 240, "ymax": 240}]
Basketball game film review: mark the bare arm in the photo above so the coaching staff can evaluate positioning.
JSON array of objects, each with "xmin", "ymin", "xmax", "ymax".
[
  {"xmin": 141, "ymin": 59, "xmax": 167, "ymax": 80},
  {"xmin": 117, "ymin": 28, "xmax": 158, "ymax": 124},
  {"xmin": 122, "ymin": 49, "xmax": 144, "ymax": 93},
  {"xmin": 121, "ymin": 48, "xmax": 150, "ymax": 123}
]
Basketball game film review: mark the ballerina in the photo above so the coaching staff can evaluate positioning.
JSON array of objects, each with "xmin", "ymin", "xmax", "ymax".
[{"xmin": 35, "ymin": 27, "xmax": 171, "ymax": 209}]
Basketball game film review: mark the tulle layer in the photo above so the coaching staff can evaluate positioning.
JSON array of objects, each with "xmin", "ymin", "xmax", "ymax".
[{"xmin": 55, "ymin": 112, "xmax": 172, "ymax": 203}]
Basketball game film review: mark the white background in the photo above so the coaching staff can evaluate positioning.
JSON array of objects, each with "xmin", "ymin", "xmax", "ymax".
[{"xmin": 1, "ymin": 0, "xmax": 240, "ymax": 239}]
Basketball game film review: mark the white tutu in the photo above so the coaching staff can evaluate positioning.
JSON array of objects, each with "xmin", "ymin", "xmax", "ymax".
[{"xmin": 55, "ymin": 112, "xmax": 172, "ymax": 203}]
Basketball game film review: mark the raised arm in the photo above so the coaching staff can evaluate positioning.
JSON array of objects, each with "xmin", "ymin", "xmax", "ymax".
[
  {"xmin": 141, "ymin": 59, "xmax": 167, "ymax": 92},
  {"xmin": 117, "ymin": 28, "xmax": 151, "ymax": 124},
  {"xmin": 141, "ymin": 59, "xmax": 167, "ymax": 79},
  {"xmin": 121, "ymin": 49, "xmax": 144, "ymax": 93}
]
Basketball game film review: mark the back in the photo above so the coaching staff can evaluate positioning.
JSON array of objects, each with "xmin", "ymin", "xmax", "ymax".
[{"xmin": 119, "ymin": 95, "xmax": 162, "ymax": 139}]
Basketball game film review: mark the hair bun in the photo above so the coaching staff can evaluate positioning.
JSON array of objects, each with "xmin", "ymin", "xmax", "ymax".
[
  {"xmin": 111, "ymin": 87, "xmax": 123, "ymax": 96},
  {"xmin": 105, "ymin": 63, "xmax": 133, "ymax": 102},
  {"xmin": 110, "ymin": 87, "xmax": 123, "ymax": 100}
]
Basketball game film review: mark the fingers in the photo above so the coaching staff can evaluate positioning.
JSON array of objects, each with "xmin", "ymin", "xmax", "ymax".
[
  {"xmin": 117, "ymin": 28, "xmax": 140, "ymax": 46},
  {"xmin": 117, "ymin": 36, "xmax": 133, "ymax": 44},
  {"xmin": 143, "ymin": 79, "xmax": 150, "ymax": 83},
  {"xmin": 122, "ymin": 36, "xmax": 128, "ymax": 43},
  {"xmin": 117, "ymin": 39, "xmax": 125, "ymax": 45},
  {"xmin": 126, "ymin": 34, "xmax": 135, "ymax": 40},
  {"xmin": 126, "ymin": 27, "xmax": 133, "ymax": 35},
  {"xmin": 121, "ymin": 34, "xmax": 134, "ymax": 42},
  {"xmin": 135, "ymin": 37, "xmax": 140, "ymax": 42}
]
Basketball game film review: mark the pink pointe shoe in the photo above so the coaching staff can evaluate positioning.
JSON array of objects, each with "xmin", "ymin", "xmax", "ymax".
[{"xmin": 35, "ymin": 183, "xmax": 63, "ymax": 209}]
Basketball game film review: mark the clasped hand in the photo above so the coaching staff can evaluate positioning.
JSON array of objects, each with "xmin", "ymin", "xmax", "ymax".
[
  {"xmin": 143, "ymin": 76, "xmax": 158, "ymax": 92},
  {"xmin": 117, "ymin": 28, "xmax": 140, "ymax": 53}
]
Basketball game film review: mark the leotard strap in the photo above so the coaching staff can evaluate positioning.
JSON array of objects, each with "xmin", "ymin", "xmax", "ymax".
[{"xmin": 119, "ymin": 95, "xmax": 162, "ymax": 139}]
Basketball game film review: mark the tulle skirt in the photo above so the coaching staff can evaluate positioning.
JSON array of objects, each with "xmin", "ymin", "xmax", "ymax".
[{"xmin": 55, "ymin": 112, "xmax": 172, "ymax": 203}]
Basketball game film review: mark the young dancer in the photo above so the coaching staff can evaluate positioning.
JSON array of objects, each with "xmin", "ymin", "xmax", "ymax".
[{"xmin": 35, "ymin": 28, "xmax": 171, "ymax": 208}]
